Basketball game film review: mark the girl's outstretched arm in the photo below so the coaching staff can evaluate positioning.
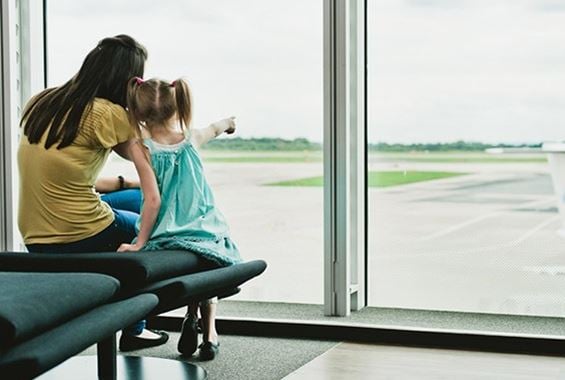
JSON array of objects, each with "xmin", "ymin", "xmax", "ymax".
[
  {"xmin": 191, "ymin": 116, "xmax": 236, "ymax": 148},
  {"xmin": 117, "ymin": 140, "xmax": 161, "ymax": 252}
]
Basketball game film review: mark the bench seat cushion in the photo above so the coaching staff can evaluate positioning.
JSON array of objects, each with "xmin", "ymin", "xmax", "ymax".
[
  {"xmin": 0, "ymin": 294, "xmax": 158, "ymax": 379},
  {"xmin": 138, "ymin": 260, "xmax": 267, "ymax": 314},
  {"xmin": 0, "ymin": 272, "xmax": 119, "ymax": 350},
  {"xmin": 0, "ymin": 251, "xmax": 216, "ymax": 291}
]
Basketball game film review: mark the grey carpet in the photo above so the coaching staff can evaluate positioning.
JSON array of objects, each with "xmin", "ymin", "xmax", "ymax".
[
  {"xmin": 82, "ymin": 332, "xmax": 338, "ymax": 380},
  {"xmin": 216, "ymin": 301, "xmax": 565, "ymax": 337}
]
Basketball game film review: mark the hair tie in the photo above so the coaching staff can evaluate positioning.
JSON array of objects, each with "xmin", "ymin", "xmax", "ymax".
[
  {"xmin": 134, "ymin": 77, "xmax": 144, "ymax": 85},
  {"xmin": 170, "ymin": 80, "xmax": 176, "ymax": 87}
]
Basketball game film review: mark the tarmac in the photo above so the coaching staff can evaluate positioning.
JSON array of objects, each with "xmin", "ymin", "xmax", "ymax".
[{"xmin": 101, "ymin": 156, "xmax": 565, "ymax": 318}]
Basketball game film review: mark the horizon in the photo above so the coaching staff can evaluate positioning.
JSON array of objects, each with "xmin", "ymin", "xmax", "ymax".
[{"xmin": 206, "ymin": 136, "xmax": 553, "ymax": 147}]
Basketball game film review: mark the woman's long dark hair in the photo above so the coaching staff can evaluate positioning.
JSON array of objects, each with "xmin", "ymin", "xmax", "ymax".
[{"xmin": 21, "ymin": 34, "xmax": 148, "ymax": 149}]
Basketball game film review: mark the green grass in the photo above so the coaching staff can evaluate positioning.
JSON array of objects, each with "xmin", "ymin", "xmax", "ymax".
[{"xmin": 267, "ymin": 171, "xmax": 466, "ymax": 188}]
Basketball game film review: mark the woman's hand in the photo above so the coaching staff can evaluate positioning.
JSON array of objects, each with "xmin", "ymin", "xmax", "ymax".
[{"xmin": 117, "ymin": 243, "xmax": 143, "ymax": 252}]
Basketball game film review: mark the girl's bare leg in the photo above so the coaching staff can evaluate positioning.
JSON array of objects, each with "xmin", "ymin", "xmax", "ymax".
[{"xmin": 200, "ymin": 303, "xmax": 218, "ymax": 344}]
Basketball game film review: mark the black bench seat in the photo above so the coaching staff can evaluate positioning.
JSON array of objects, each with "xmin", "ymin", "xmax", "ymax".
[
  {"xmin": 0, "ymin": 251, "xmax": 267, "ymax": 313},
  {"xmin": 0, "ymin": 272, "xmax": 120, "ymax": 350},
  {"xmin": 0, "ymin": 251, "xmax": 267, "ymax": 379},
  {"xmin": 0, "ymin": 251, "xmax": 213, "ymax": 291},
  {"xmin": 0, "ymin": 272, "xmax": 158, "ymax": 379}
]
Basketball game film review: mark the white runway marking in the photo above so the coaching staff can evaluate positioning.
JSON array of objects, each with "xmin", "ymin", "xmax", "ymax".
[
  {"xmin": 419, "ymin": 197, "xmax": 556, "ymax": 242},
  {"xmin": 514, "ymin": 215, "xmax": 561, "ymax": 245},
  {"xmin": 398, "ymin": 214, "xmax": 561, "ymax": 260},
  {"xmin": 419, "ymin": 211, "xmax": 502, "ymax": 241},
  {"xmin": 454, "ymin": 215, "xmax": 561, "ymax": 258}
]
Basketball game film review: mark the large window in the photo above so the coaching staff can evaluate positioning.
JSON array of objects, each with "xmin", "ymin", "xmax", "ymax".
[
  {"xmin": 47, "ymin": 0, "xmax": 324, "ymax": 304},
  {"xmin": 368, "ymin": 1, "xmax": 565, "ymax": 317}
]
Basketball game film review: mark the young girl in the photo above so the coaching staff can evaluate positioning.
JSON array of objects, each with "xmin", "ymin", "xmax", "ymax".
[{"xmin": 118, "ymin": 77, "xmax": 242, "ymax": 360}]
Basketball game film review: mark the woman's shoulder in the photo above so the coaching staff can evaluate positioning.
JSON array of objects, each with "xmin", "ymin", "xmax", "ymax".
[
  {"xmin": 91, "ymin": 98, "xmax": 128, "ymax": 119},
  {"xmin": 87, "ymin": 98, "xmax": 131, "ymax": 132},
  {"xmin": 81, "ymin": 98, "xmax": 134, "ymax": 148}
]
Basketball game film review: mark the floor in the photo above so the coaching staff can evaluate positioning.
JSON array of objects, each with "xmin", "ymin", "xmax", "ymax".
[
  {"xmin": 285, "ymin": 342, "xmax": 565, "ymax": 380},
  {"xmin": 73, "ymin": 334, "xmax": 565, "ymax": 379}
]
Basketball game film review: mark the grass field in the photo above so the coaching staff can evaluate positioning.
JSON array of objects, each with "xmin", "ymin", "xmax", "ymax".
[
  {"xmin": 267, "ymin": 171, "xmax": 466, "ymax": 188},
  {"xmin": 198, "ymin": 150, "xmax": 546, "ymax": 164}
]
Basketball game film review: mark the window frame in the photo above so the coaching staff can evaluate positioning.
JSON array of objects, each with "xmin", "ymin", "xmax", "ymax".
[{"xmin": 3, "ymin": 0, "xmax": 563, "ymax": 356}]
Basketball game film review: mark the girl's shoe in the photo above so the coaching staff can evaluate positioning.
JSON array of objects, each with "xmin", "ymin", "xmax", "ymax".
[
  {"xmin": 177, "ymin": 316, "xmax": 199, "ymax": 356},
  {"xmin": 199, "ymin": 341, "xmax": 220, "ymax": 361}
]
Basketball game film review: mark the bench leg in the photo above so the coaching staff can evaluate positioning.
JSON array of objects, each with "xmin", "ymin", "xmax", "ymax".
[{"xmin": 97, "ymin": 334, "xmax": 117, "ymax": 380}]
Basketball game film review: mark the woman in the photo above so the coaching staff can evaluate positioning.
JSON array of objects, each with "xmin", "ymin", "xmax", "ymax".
[{"xmin": 17, "ymin": 34, "xmax": 166, "ymax": 351}]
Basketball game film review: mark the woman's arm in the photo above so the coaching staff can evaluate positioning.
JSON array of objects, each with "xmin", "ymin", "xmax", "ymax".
[
  {"xmin": 95, "ymin": 176, "xmax": 139, "ymax": 193},
  {"xmin": 117, "ymin": 140, "xmax": 161, "ymax": 252},
  {"xmin": 111, "ymin": 128, "xmax": 151, "ymax": 163},
  {"xmin": 191, "ymin": 116, "xmax": 236, "ymax": 148},
  {"xmin": 112, "ymin": 140, "xmax": 132, "ymax": 160}
]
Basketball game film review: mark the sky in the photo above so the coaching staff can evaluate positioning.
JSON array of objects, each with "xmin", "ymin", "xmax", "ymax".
[{"xmin": 48, "ymin": 0, "xmax": 565, "ymax": 144}]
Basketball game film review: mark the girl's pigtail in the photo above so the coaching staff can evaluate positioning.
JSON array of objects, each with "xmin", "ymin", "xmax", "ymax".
[
  {"xmin": 126, "ymin": 77, "xmax": 142, "ymax": 137},
  {"xmin": 172, "ymin": 79, "xmax": 192, "ymax": 130},
  {"xmin": 126, "ymin": 78, "xmax": 150, "ymax": 162}
]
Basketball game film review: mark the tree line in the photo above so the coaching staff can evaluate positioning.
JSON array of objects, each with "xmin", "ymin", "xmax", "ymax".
[
  {"xmin": 203, "ymin": 137, "xmax": 322, "ymax": 151},
  {"xmin": 202, "ymin": 137, "xmax": 542, "ymax": 152},
  {"xmin": 368, "ymin": 141, "xmax": 542, "ymax": 152}
]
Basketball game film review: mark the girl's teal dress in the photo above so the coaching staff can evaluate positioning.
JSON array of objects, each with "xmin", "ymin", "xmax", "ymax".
[{"xmin": 136, "ymin": 134, "xmax": 241, "ymax": 267}]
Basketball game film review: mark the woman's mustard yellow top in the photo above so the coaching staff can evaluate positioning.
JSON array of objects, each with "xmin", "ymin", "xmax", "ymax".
[{"xmin": 18, "ymin": 98, "xmax": 134, "ymax": 244}]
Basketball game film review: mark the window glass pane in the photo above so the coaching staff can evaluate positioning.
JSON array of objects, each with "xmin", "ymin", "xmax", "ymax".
[
  {"xmin": 47, "ymin": 0, "xmax": 323, "ymax": 305},
  {"xmin": 368, "ymin": 1, "xmax": 565, "ymax": 316}
]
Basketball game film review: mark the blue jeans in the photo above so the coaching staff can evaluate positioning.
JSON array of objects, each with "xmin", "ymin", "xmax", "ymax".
[
  {"xmin": 27, "ymin": 189, "xmax": 146, "ymax": 335},
  {"xmin": 101, "ymin": 188, "xmax": 142, "ymax": 214},
  {"xmin": 27, "ymin": 189, "xmax": 141, "ymax": 253}
]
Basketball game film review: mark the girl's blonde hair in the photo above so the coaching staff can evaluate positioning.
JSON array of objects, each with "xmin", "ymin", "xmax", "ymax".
[{"xmin": 126, "ymin": 77, "xmax": 192, "ymax": 132}]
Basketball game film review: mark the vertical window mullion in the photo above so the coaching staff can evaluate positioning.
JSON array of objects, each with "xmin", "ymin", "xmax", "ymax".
[
  {"xmin": 0, "ymin": 0, "xmax": 20, "ymax": 251},
  {"xmin": 324, "ymin": 0, "xmax": 366, "ymax": 316},
  {"xmin": 349, "ymin": 0, "xmax": 366, "ymax": 312},
  {"xmin": 0, "ymin": 1, "xmax": 5, "ymax": 250},
  {"xmin": 0, "ymin": 0, "xmax": 45, "ymax": 251}
]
